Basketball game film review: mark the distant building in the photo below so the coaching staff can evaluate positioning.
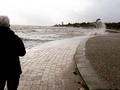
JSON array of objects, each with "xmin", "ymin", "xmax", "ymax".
[{"xmin": 62, "ymin": 22, "xmax": 64, "ymax": 26}]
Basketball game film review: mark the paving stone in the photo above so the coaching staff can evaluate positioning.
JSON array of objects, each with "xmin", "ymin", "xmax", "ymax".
[{"xmin": 18, "ymin": 36, "xmax": 89, "ymax": 90}]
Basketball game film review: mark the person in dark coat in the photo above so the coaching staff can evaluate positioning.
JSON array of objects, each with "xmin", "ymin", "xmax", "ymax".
[{"xmin": 0, "ymin": 16, "xmax": 26, "ymax": 90}]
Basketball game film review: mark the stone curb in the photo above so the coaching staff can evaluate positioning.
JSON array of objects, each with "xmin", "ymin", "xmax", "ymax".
[{"xmin": 74, "ymin": 36, "xmax": 109, "ymax": 90}]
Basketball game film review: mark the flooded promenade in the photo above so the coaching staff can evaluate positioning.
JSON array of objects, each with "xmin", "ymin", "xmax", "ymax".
[{"xmin": 17, "ymin": 36, "xmax": 90, "ymax": 90}]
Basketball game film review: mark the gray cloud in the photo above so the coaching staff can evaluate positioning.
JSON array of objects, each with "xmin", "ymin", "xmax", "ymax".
[
  {"xmin": 52, "ymin": 0, "xmax": 120, "ymax": 24},
  {"xmin": 2, "ymin": 0, "xmax": 119, "ymax": 25},
  {"xmin": 79, "ymin": 0, "xmax": 120, "ymax": 22}
]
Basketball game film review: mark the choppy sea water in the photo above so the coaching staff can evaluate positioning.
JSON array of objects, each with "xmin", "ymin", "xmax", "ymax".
[{"xmin": 10, "ymin": 25, "xmax": 106, "ymax": 50}]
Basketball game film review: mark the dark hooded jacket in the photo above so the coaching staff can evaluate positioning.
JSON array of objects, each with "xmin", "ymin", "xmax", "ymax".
[{"xmin": 0, "ymin": 26, "xmax": 26, "ymax": 78}]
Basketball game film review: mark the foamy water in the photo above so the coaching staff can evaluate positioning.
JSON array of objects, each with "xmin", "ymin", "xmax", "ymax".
[{"xmin": 10, "ymin": 25, "xmax": 106, "ymax": 49}]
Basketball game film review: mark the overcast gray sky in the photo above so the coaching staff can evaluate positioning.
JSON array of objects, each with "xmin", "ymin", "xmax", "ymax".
[{"xmin": 0, "ymin": 0, "xmax": 120, "ymax": 26}]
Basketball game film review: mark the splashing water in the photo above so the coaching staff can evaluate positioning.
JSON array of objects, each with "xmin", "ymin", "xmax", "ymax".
[
  {"xmin": 94, "ymin": 23, "xmax": 106, "ymax": 35},
  {"xmin": 87, "ymin": 19, "xmax": 107, "ymax": 36}
]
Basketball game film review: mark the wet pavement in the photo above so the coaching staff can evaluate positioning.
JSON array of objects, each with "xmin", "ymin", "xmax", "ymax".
[
  {"xmin": 75, "ymin": 36, "xmax": 108, "ymax": 90},
  {"xmin": 85, "ymin": 33, "xmax": 120, "ymax": 89},
  {"xmin": 15, "ymin": 36, "xmax": 89, "ymax": 90}
]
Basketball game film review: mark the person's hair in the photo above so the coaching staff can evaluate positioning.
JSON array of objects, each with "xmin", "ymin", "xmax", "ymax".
[{"xmin": 0, "ymin": 15, "xmax": 10, "ymax": 27}]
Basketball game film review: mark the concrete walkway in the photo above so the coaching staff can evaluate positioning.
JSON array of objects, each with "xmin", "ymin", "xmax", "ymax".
[
  {"xmin": 16, "ymin": 36, "xmax": 89, "ymax": 90},
  {"xmin": 74, "ymin": 36, "xmax": 108, "ymax": 90}
]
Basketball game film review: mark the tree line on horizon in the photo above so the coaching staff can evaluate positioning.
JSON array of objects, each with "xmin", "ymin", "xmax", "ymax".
[{"xmin": 54, "ymin": 21, "xmax": 120, "ymax": 30}]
